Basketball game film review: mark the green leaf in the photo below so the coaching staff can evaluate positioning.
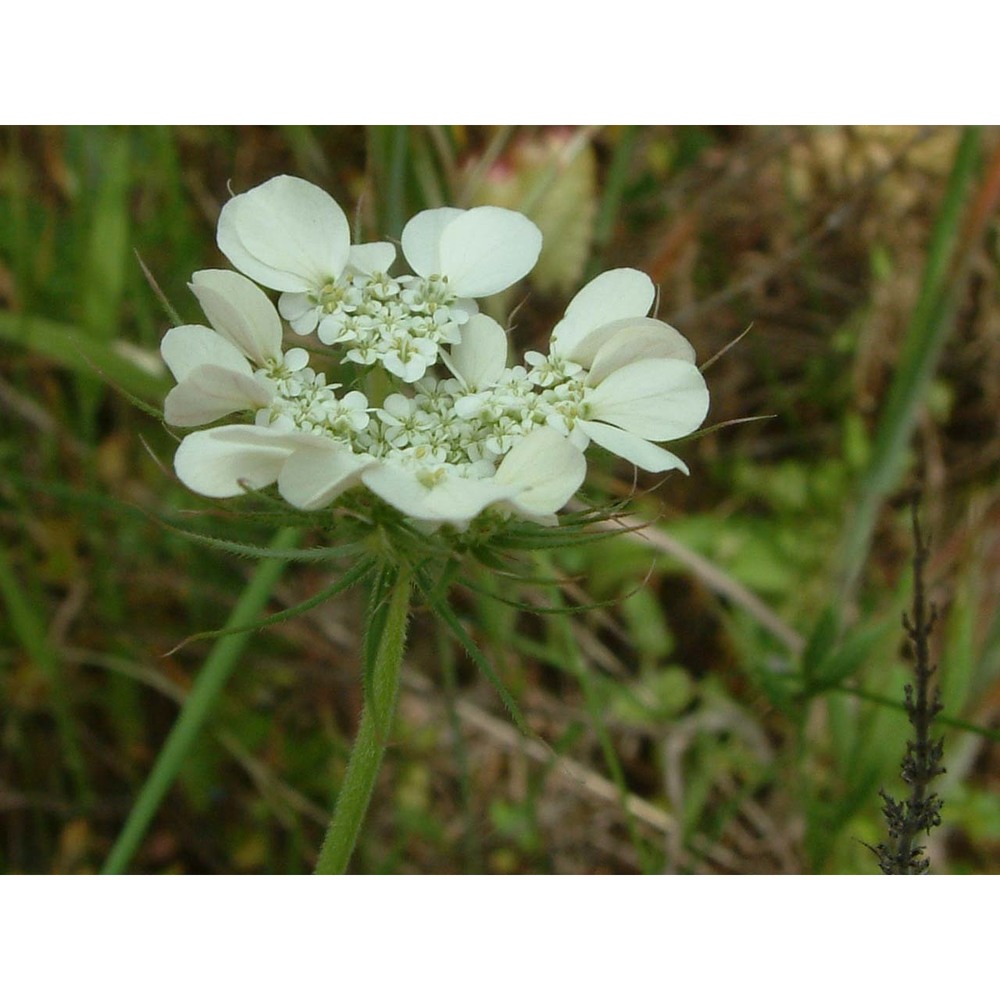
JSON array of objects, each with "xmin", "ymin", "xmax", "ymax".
[
  {"xmin": 169, "ymin": 556, "xmax": 375, "ymax": 654},
  {"xmin": 812, "ymin": 619, "xmax": 894, "ymax": 692},
  {"xmin": 155, "ymin": 518, "xmax": 367, "ymax": 564},
  {"xmin": 0, "ymin": 310, "xmax": 168, "ymax": 401},
  {"xmin": 801, "ymin": 606, "xmax": 839, "ymax": 685},
  {"xmin": 416, "ymin": 569, "xmax": 531, "ymax": 736}
]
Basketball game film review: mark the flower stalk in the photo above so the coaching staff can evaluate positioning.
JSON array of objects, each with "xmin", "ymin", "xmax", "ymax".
[
  {"xmin": 873, "ymin": 495, "xmax": 945, "ymax": 874},
  {"xmin": 314, "ymin": 562, "xmax": 412, "ymax": 874}
]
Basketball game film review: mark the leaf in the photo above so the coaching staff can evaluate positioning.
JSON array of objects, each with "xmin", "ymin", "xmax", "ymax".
[
  {"xmin": 166, "ymin": 557, "xmax": 375, "ymax": 654},
  {"xmin": 812, "ymin": 619, "xmax": 894, "ymax": 692},
  {"xmin": 0, "ymin": 310, "xmax": 168, "ymax": 402},
  {"xmin": 801, "ymin": 606, "xmax": 839, "ymax": 685},
  {"xmin": 416, "ymin": 569, "xmax": 531, "ymax": 736}
]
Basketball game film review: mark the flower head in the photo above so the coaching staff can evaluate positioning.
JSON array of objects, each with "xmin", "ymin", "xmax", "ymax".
[{"xmin": 162, "ymin": 176, "xmax": 709, "ymax": 544}]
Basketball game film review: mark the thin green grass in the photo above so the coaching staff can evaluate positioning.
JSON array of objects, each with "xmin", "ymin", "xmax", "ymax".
[
  {"xmin": 837, "ymin": 126, "xmax": 982, "ymax": 605},
  {"xmin": 102, "ymin": 526, "xmax": 303, "ymax": 873}
]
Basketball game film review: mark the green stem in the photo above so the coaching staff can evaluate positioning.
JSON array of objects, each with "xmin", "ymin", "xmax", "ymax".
[
  {"xmin": 314, "ymin": 563, "xmax": 412, "ymax": 874},
  {"xmin": 102, "ymin": 526, "xmax": 301, "ymax": 874}
]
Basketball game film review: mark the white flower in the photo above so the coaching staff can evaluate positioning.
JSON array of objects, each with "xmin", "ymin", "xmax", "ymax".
[
  {"xmin": 550, "ymin": 267, "xmax": 657, "ymax": 363},
  {"xmin": 361, "ymin": 456, "xmax": 520, "ymax": 530},
  {"xmin": 379, "ymin": 330, "xmax": 440, "ymax": 383},
  {"xmin": 492, "ymin": 427, "xmax": 587, "ymax": 524},
  {"xmin": 161, "ymin": 270, "xmax": 292, "ymax": 426},
  {"xmin": 401, "ymin": 206, "xmax": 542, "ymax": 299},
  {"xmin": 173, "ymin": 424, "xmax": 303, "ymax": 498},
  {"xmin": 355, "ymin": 423, "xmax": 583, "ymax": 530},
  {"xmin": 165, "ymin": 175, "xmax": 711, "ymax": 529},
  {"xmin": 543, "ymin": 268, "xmax": 709, "ymax": 473},
  {"xmin": 216, "ymin": 175, "xmax": 395, "ymax": 335},
  {"xmin": 274, "ymin": 434, "xmax": 375, "ymax": 510},
  {"xmin": 173, "ymin": 423, "xmax": 374, "ymax": 510},
  {"xmin": 217, "ymin": 175, "xmax": 350, "ymax": 293},
  {"xmin": 446, "ymin": 314, "xmax": 508, "ymax": 388},
  {"xmin": 576, "ymin": 349, "xmax": 709, "ymax": 474},
  {"xmin": 441, "ymin": 313, "xmax": 509, "ymax": 418}
]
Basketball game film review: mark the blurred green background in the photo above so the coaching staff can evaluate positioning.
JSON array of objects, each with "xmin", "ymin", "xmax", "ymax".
[{"xmin": 1, "ymin": 125, "xmax": 998, "ymax": 873}]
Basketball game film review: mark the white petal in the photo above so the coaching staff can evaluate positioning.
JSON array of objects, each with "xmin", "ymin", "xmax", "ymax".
[
  {"xmin": 447, "ymin": 314, "xmax": 508, "ymax": 389},
  {"xmin": 585, "ymin": 359, "xmax": 709, "ymax": 441},
  {"xmin": 584, "ymin": 318, "xmax": 697, "ymax": 383},
  {"xmin": 190, "ymin": 270, "xmax": 283, "ymax": 364},
  {"xmin": 174, "ymin": 425, "xmax": 298, "ymax": 498},
  {"xmin": 494, "ymin": 428, "xmax": 586, "ymax": 517},
  {"xmin": 551, "ymin": 268, "xmax": 655, "ymax": 361},
  {"xmin": 160, "ymin": 324, "xmax": 251, "ymax": 382},
  {"xmin": 283, "ymin": 347, "xmax": 310, "ymax": 371},
  {"xmin": 347, "ymin": 241, "xmax": 397, "ymax": 275},
  {"xmin": 579, "ymin": 420, "xmax": 690, "ymax": 474},
  {"xmin": 217, "ymin": 175, "xmax": 350, "ymax": 292},
  {"xmin": 362, "ymin": 462, "xmax": 516, "ymax": 524},
  {"xmin": 456, "ymin": 296, "xmax": 479, "ymax": 320},
  {"xmin": 278, "ymin": 292, "xmax": 311, "ymax": 320},
  {"xmin": 438, "ymin": 207, "xmax": 542, "ymax": 297},
  {"xmin": 164, "ymin": 365, "xmax": 273, "ymax": 427},
  {"xmin": 278, "ymin": 292, "xmax": 321, "ymax": 336},
  {"xmin": 277, "ymin": 439, "xmax": 373, "ymax": 510},
  {"xmin": 401, "ymin": 207, "xmax": 464, "ymax": 277}
]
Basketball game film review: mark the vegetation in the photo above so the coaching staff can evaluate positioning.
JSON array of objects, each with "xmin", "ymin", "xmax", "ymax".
[{"xmin": 2, "ymin": 125, "xmax": 998, "ymax": 873}]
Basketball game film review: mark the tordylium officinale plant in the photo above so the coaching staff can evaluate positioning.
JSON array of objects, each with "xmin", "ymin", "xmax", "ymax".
[{"xmin": 112, "ymin": 175, "xmax": 711, "ymax": 873}]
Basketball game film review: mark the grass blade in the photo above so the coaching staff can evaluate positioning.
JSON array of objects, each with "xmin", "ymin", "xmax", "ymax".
[
  {"xmin": 0, "ymin": 310, "xmax": 167, "ymax": 402},
  {"xmin": 102, "ymin": 526, "xmax": 302, "ymax": 873},
  {"xmin": 837, "ymin": 126, "xmax": 982, "ymax": 604}
]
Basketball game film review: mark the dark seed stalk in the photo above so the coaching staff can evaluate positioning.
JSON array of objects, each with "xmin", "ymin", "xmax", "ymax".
[{"xmin": 874, "ymin": 494, "xmax": 945, "ymax": 874}]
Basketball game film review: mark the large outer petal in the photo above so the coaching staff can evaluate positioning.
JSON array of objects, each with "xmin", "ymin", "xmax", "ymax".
[
  {"xmin": 216, "ymin": 175, "xmax": 350, "ymax": 292},
  {"xmin": 579, "ymin": 420, "xmax": 690, "ymax": 475},
  {"xmin": 362, "ymin": 462, "xmax": 517, "ymax": 524},
  {"xmin": 583, "ymin": 318, "xmax": 696, "ymax": 383},
  {"xmin": 447, "ymin": 314, "xmax": 508, "ymax": 389},
  {"xmin": 438, "ymin": 207, "xmax": 542, "ymax": 297},
  {"xmin": 585, "ymin": 359, "xmax": 709, "ymax": 441},
  {"xmin": 550, "ymin": 268, "xmax": 655, "ymax": 361},
  {"xmin": 190, "ymin": 270, "xmax": 283, "ymax": 365},
  {"xmin": 173, "ymin": 425, "xmax": 299, "ymax": 498},
  {"xmin": 160, "ymin": 325, "xmax": 251, "ymax": 382},
  {"xmin": 277, "ymin": 438, "xmax": 374, "ymax": 510},
  {"xmin": 494, "ymin": 427, "xmax": 586, "ymax": 518},
  {"xmin": 401, "ymin": 207, "xmax": 465, "ymax": 277},
  {"xmin": 164, "ymin": 365, "xmax": 273, "ymax": 426}
]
